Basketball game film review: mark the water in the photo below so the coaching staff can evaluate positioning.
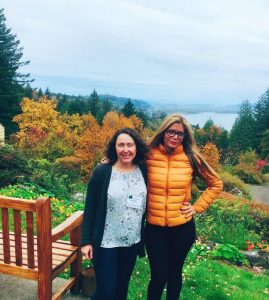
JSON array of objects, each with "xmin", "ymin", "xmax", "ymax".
[{"xmin": 180, "ymin": 112, "xmax": 238, "ymax": 131}]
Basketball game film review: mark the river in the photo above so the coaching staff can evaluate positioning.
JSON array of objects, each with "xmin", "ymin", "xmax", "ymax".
[{"xmin": 180, "ymin": 112, "xmax": 238, "ymax": 131}]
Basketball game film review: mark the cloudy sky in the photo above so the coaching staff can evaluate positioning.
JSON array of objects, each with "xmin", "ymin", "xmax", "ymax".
[{"xmin": 2, "ymin": 0, "xmax": 269, "ymax": 104}]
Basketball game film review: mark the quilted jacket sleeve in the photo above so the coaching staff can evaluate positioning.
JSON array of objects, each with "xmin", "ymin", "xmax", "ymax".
[{"xmin": 193, "ymin": 171, "xmax": 223, "ymax": 213}]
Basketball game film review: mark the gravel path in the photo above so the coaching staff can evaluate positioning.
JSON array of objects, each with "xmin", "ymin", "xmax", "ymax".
[{"xmin": 249, "ymin": 184, "xmax": 269, "ymax": 205}]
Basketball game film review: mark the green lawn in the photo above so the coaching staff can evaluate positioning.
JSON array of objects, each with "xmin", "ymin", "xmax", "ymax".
[{"xmin": 129, "ymin": 256, "xmax": 269, "ymax": 300}]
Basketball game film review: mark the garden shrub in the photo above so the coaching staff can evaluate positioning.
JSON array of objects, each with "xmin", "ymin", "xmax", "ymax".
[
  {"xmin": 196, "ymin": 198, "xmax": 262, "ymax": 249},
  {"xmin": 261, "ymin": 165, "xmax": 269, "ymax": 174},
  {"xmin": 220, "ymin": 171, "xmax": 249, "ymax": 195},
  {"xmin": 263, "ymin": 173, "xmax": 269, "ymax": 183},
  {"xmin": 234, "ymin": 163, "xmax": 263, "ymax": 184},
  {"xmin": 0, "ymin": 145, "xmax": 30, "ymax": 187},
  {"xmin": 28, "ymin": 158, "xmax": 84, "ymax": 200},
  {"xmin": 238, "ymin": 150, "xmax": 258, "ymax": 165},
  {"xmin": 0, "ymin": 183, "xmax": 84, "ymax": 228},
  {"xmin": 210, "ymin": 244, "xmax": 247, "ymax": 265}
]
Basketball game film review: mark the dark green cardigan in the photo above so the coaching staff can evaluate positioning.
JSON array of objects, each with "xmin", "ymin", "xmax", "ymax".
[{"xmin": 81, "ymin": 163, "xmax": 147, "ymax": 264}]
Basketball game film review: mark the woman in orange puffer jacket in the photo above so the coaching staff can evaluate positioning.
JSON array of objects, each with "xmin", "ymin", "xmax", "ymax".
[{"xmin": 145, "ymin": 114, "xmax": 223, "ymax": 300}]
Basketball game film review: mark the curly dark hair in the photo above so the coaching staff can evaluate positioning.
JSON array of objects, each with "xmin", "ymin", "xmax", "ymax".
[{"xmin": 106, "ymin": 128, "xmax": 149, "ymax": 165}]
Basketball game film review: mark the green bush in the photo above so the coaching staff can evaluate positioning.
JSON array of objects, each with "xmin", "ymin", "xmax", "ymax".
[
  {"xmin": 261, "ymin": 165, "xmax": 269, "ymax": 174},
  {"xmin": 0, "ymin": 145, "xmax": 30, "ymax": 187},
  {"xmin": 263, "ymin": 173, "xmax": 269, "ymax": 183},
  {"xmin": 210, "ymin": 244, "xmax": 247, "ymax": 265},
  {"xmin": 220, "ymin": 171, "xmax": 249, "ymax": 195},
  {"xmin": 196, "ymin": 198, "xmax": 262, "ymax": 249},
  {"xmin": 28, "ymin": 158, "xmax": 84, "ymax": 200}
]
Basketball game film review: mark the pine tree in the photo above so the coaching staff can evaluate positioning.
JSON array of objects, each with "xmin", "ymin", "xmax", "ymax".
[
  {"xmin": 23, "ymin": 83, "xmax": 33, "ymax": 98},
  {"xmin": 253, "ymin": 88, "xmax": 269, "ymax": 153},
  {"xmin": 229, "ymin": 100, "xmax": 255, "ymax": 156},
  {"xmin": 44, "ymin": 87, "xmax": 51, "ymax": 98},
  {"xmin": 96, "ymin": 97, "xmax": 113, "ymax": 124},
  {"xmin": 87, "ymin": 89, "xmax": 100, "ymax": 117},
  {"xmin": 121, "ymin": 99, "xmax": 136, "ymax": 117},
  {"xmin": 0, "ymin": 8, "xmax": 32, "ymax": 136},
  {"xmin": 37, "ymin": 88, "xmax": 43, "ymax": 97}
]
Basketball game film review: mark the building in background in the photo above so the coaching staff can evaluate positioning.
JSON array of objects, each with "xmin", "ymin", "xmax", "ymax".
[{"xmin": 0, "ymin": 123, "xmax": 5, "ymax": 146}]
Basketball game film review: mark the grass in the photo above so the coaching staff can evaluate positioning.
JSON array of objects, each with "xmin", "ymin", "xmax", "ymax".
[{"xmin": 129, "ymin": 255, "xmax": 269, "ymax": 300}]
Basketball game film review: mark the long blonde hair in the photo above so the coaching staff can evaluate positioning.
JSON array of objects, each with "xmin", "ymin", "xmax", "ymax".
[{"xmin": 149, "ymin": 113, "xmax": 219, "ymax": 178}]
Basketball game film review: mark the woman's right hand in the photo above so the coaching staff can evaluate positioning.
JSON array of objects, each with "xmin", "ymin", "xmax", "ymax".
[{"xmin": 81, "ymin": 244, "xmax": 94, "ymax": 260}]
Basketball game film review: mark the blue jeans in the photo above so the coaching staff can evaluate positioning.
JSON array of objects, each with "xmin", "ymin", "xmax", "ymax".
[{"xmin": 91, "ymin": 243, "xmax": 139, "ymax": 300}]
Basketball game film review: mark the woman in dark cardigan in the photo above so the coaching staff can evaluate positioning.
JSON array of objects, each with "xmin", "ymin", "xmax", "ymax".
[{"xmin": 81, "ymin": 128, "xmax": 149, "ymax": 300}]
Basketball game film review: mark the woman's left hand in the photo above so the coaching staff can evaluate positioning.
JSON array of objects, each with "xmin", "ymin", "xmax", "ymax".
[{"xmin": 180, "ymin": 202, "xmax": 196, "ymax": 218}]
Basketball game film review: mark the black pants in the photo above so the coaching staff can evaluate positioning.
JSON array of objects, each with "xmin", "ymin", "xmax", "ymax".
[
  {"xmin": 145, "ymin": 221, "xmax": 196, "ymax": 300},
  {"xmin": 92, "ymin": 243, "xmax": 139, "ymax": 300}
]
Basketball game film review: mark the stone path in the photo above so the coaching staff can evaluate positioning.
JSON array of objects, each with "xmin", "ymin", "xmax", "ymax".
[
  {"xmin": 0, "ymin": 274, "xmax": 89, "ymax": 299},
  {"xmin": 249, "ymin": 184, "xmax": 269, "ymax": 205}
]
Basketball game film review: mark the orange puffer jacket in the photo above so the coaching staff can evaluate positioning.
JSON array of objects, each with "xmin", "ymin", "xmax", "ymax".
[{"xmin": 147, "ymin": 144, "xmax": 223, "ymax": 226}]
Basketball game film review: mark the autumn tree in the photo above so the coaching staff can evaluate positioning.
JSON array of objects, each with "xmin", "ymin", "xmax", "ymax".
[
  {"xmin": 194, "ymin": 119, "xmax": 228, "ymax": 163},
  {"xmin": 199, "ymin": 142, "xmax": 221, "ymax": 171},
  {"xmin": 75, "ymin": 115, "xmax": 105, "ymax": 175},
  {"xmin": 0, "ymin": 8, "xmax": 32, "ymax": 136},
  {"xmin": 13, "ymin": 96, "xmax": 84, "ymax": 160}
]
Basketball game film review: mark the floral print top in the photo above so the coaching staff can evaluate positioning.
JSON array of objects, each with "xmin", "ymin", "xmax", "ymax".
[{"xmin": 101, "ymin": 166, "xmax": 147, "ymax": 248}]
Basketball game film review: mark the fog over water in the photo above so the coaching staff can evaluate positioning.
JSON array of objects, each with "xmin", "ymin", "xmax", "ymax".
[{"xmin": 180, "ymin": 112, "xmax": 238, "ymax": 131}]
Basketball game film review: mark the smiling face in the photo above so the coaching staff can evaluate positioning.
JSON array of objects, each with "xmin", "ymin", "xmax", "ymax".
[
  {"xmin": 163, "ymin": 122, "xmax": 185, "ymax": 153},
  {"xmin": 115, "ymin": 133, "xmax": 137, "ymax": 166}
]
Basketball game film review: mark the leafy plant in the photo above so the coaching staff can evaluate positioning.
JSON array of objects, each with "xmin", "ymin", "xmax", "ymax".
[
  {"xmin": 191, "ymin": 241, "xmax": 211, "ymax": 257},
  {"xmin": 210, "ymin": 244, "xmax": 247, "ymax": 265}
]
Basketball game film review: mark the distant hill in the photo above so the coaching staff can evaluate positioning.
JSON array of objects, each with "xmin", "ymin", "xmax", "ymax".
[
  {"xmin": 149, "ymin": 103, "xmax": 240, "ymax": 114},
  {"xmin": 51, "ymin": 91, "xmax": 240, "ymax": 114},
  {"xmin": 99, "ymin": 95, "xmax": 240, "ymax": 114},
  {"xmin": 99, "ymin": 94, "xmax": 151, "ymax": 111}
]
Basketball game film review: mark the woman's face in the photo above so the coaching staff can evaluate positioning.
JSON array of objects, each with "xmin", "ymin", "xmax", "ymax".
[
  {"xmin": 163, "ymin": 123, "xmax": 185, "ymax": 152},
  {"xmin": 115, "ymin": 133, "xmax": 137, "ymax": 165}
]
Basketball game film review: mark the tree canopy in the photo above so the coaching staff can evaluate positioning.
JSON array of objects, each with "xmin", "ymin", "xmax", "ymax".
[{"xmin": 0, "ymin": 8, "xmax": 32, "ymax": 136}]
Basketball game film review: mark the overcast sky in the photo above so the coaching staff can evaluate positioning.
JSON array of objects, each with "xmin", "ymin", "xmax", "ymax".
[{"xmin": 2, "ymin": 0, "xmax": 269, "ymax": 105}]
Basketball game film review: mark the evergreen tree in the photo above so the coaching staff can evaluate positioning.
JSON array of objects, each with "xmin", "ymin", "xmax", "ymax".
[
  {"xmin": 203, "ymin": 118, "xmax": 214, "ymax": 131},
  {"xmin": 68, "ymin": 99, "xmax": 83, "ymax": 115},
  {"xmin": 57, "ymin": 94, "xmax": 69, "ymax": 113},
  {"xmin": 37, "ymin": 88, "xmax": 43, "ymax": 97},
  {"xmin": 97, "ymin": 97, "xmax": 113, "ymax": 124},
  {"xmin": 121, "ymin": 99, "xmax": 136, "ymax": 117},
  {"xmin": 260, "ymin": 129, "xmax": 269, "ymax": 159},
  {"xmin": 135, "ymin": 109, "xmax": 149, "ymax": 127},
  {"xmin": 87, "ymin": 89, "xmax": 100, "ymax": 117},
  {"xmin": 23, "ymin": 83, "xmax": 33, "ymax": 98},
  {"xmin": 0, "ymin": 8, "xmax": 32, "ymax": 136},
  {"xmin": 44, "ymin": 87, "xmax": 51, "ymax": 98},
  {"xmin": 253, "ymin": 88, "xmax": 269, "ymax": 153},
  {"xmin": 229, "ymin": 100, "xmax": 255, "ymax": 156}
]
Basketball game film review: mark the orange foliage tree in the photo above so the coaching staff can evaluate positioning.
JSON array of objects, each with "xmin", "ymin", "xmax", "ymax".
[
  {"xmin": 13, "ymin": 99, "xmax": 147, "ymax": 177},
  {"xmin": 75, "ymin": 114, "xmax": 105, "ymax": 176},
  {"xmin": 13, "ymin": 97, "xmax": 87, "ymax": 160},
  {"xmin": 200, "ymin": 142, "xmax": 221, "ymax": 171}
]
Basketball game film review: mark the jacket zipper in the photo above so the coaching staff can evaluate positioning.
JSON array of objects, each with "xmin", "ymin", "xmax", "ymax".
[{"xmin": 165, "ymin": 159, "xmax": 169, "ymax": 226}]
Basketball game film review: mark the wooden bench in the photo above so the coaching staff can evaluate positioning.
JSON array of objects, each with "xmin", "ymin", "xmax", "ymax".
[{"xmin": 0, "ymin": 195, "xmax": 83, "ymax": 300}]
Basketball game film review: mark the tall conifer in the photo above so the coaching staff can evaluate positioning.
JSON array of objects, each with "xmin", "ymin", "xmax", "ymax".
[{"xmin": 0, "ymin": 8, "xmax": 32, "ymax": 136}]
